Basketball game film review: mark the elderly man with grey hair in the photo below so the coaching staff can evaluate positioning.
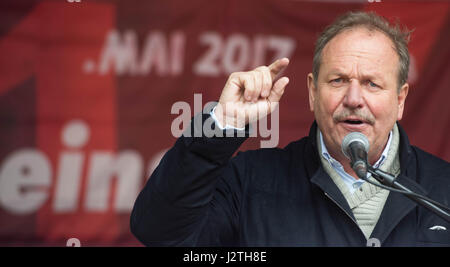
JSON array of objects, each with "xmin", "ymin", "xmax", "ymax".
[{"xmin": 131, "ymin": 11, "xmax": 450, "ymax": 246}]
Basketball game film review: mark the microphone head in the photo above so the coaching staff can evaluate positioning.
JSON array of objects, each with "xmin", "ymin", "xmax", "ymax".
[{"xmin": 341, "ymin": 132, "xmax": 370, "ymax": 159}]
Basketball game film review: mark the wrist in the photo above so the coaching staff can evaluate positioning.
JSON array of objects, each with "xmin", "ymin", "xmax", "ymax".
[{"xmin": 212, "ymin": 104, "xmax": 246, "ymax": 130}]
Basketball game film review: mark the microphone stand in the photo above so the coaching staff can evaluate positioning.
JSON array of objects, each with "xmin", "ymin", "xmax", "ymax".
[{"xmin": 367, "ymin": 166, "xmax": 450, "ymax": 223}]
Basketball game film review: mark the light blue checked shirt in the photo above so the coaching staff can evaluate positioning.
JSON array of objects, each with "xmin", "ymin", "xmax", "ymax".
[{"xmin": 319, "ymin": 130, "xmax": 392, "ymax": 194}]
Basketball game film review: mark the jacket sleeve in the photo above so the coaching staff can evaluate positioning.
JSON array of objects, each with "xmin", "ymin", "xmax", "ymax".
[{"xmin": 130, "ymin": 112, "xmax": 249, "ymax": 246}]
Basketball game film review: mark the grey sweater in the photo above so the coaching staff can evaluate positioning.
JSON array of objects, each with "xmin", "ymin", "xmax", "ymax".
[{"xmin": 318, "ymin": 125, "xmax": 401, "ymax": 239}]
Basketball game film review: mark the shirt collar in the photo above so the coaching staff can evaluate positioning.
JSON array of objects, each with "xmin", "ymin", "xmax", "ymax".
[{"xmin": 319, "ymin": 130, "xmax": 392, "ymax": 170}]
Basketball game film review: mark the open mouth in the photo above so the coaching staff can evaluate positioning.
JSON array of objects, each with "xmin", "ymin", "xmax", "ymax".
[{"xmin": 344, "ymin": 119, "xmax": 364, "ymax": 125}]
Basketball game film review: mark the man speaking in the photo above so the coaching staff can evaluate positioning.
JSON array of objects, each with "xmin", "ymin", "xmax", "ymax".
[{"xmin": 130, "ymin": 11, "xmax": 450, "ymax": 246}]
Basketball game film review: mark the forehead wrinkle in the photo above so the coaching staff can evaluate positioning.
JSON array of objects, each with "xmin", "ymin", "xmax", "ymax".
[
  {"xmin": 320, "ymin": 29, "xmax": 398, "ymax": 82},
  {"xmin": 323, "ymin": 56, "xmax": 383, "ymax": 79}
]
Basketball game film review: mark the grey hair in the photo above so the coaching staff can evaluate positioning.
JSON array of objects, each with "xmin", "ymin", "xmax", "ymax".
[{"xmin": 312, "ymin": 11, "xmax": 412, "ymax": 91}]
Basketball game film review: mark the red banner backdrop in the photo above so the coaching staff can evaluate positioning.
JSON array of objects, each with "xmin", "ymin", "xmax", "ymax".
[{"xmin": 0, "ymin": 0, "xmax": 449, "ymax": 246}]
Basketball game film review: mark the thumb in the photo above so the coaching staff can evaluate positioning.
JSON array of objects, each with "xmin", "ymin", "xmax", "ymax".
[{"xmin": 268, "ymin": 77, "xmax": 289, "ymax": 104}]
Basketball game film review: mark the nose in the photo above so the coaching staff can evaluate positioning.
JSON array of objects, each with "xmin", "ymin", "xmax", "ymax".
[{"xmin": 343, "ymin": 79, "xmax": 364, "ymax": 109}]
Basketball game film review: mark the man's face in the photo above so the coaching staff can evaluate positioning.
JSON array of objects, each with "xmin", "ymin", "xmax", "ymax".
[{"xmin": 307, "ymin": 27, "xmax": 409, "ymax": 164}]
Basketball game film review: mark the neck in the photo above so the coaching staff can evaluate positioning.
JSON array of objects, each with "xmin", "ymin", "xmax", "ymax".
[
  {"xmin": 321, "ymin": 133, "xmax": 390, "ymax": 180},
  {"xmin": 342, "ymin": 148, "xmax": 386, "ymax": 180}
]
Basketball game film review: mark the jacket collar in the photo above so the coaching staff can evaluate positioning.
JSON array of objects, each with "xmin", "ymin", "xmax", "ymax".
[
  {"xmin": 306, "ymin": 121, "xmax": 426, "ymax": 190},
  {"xmin": 398, "ymin": 123, "xmax": 416, "ymax": 179},
  {"xmin": 306, "ymin": 122, "xmax": 357, "ymax": 223},
  {"xmin": 306, "ymin": 121, "xmax": 429, "ymax": 244},
  {"xmin": 370, "ymin": 123, "xmax": 429, "ymax": 243}
]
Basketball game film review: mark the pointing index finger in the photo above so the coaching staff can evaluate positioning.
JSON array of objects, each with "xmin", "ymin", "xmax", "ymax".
[{"xmin": 268, "ymin": 58, "xmax": 290, "ymax": 80}]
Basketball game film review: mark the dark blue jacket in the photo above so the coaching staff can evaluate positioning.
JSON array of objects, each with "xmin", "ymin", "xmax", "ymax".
[{"xmin": 130, "ymin": 115, "xmax": 450, "ymax": 246}]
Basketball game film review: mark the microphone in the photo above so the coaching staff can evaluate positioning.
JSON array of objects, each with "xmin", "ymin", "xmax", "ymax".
[{"xmin": 341, "ymin": 132, "xmax": 370, "ymax": 179}]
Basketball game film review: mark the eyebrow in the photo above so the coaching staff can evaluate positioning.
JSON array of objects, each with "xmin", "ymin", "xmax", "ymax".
[{"xmin": 327, "ymin": 70, "xmax": 384, "ymax": 82}]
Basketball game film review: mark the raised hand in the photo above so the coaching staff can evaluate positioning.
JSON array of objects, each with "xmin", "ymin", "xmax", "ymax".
[{"xmin": 214, "ymin": 58, "xmax": 290, "ymax": 129}]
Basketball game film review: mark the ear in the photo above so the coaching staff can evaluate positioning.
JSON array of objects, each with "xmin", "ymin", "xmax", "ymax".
[
  {"xmin": 307, "ymin": 73, "xmax": 316, "ymax": 112},
  {"xmin": 397, "ymin": 83, "xmax": 409, "ymax": 121}
]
